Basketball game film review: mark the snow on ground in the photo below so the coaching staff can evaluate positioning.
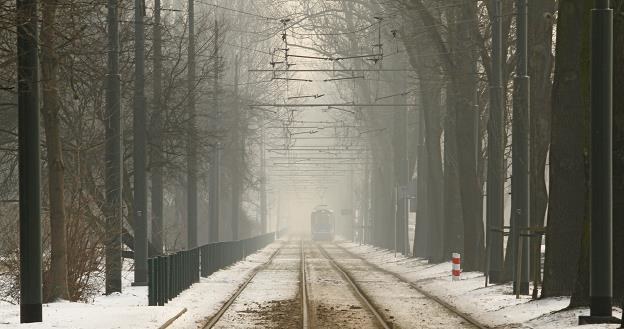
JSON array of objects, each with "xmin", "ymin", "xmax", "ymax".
[
  {"xmin": 339, "ymin": 241, "xmax": 622, "ymax": 329},
  {"xmin": 207, "ymin": 241, "xmax": 301, "ymax": 328},
  {"xmin": 0, "ymin": 242, "xmax": 281, "ymax": 329},
  {"xmin": 166, "ymin": 241, "xmax": 282, "ymax": 328},
  {"xmin": 2, "ymin": 240, "xmax": 621, "ymax": 329}
]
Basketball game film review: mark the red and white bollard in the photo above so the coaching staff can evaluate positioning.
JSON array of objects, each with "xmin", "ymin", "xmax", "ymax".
[{"xmin": 452, "ymin": 253, "xmax": 461, "ymax": 281}]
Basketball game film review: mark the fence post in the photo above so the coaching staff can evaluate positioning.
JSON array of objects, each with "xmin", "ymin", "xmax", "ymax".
[
  {"xmin": 169, "ymin": 254, "xmax": 174, "ymax": 298},
  {"xmin": 217, "ymin": 243, "xmax": 222, "ymax": 269},
  {"xmin": 200, "ymin": 246, "xmax": 205, "ymax": 277},
  {"xmin": 154, "ymin": 256, "xmax": 163, "ymax": 306},
  {"xmin": 173, "ymin": 253, "xmax": 178, "ymax": 296},
  {"xmin": 196, "ymin": 248, "xmax": 200, "ymax": 282},
  {"xmin": 177, "ymin": 253, "xmax": 182, "ymax": 295},
  {"xmin": 165, "ymin": 255, "xmax": 170, "ymax": 301},
  {"xmin": 193, "ymin": 249, "xmax": 197, "ymax": 282},
  {"xmin": 162, "ymin": 256, "xmax": 168, "ymax": 305},
  {"xmin": 148, "ymin": 258, "xmax": 155, "ymax": 306},
  {"xmin": 183, "ymin": 251, "xmax": 188, "ymax": 289}
]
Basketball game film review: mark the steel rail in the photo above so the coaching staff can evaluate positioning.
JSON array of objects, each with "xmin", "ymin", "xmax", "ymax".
[
  {"xmin": 315, "ymin": 242, "xmax": 392, "ymax": 329},
  {"xmin": 332, "ymin": 243, "xmax": 488, "ymax": 329},
  {"xmin": 201, "ymin": 244, "xmax": 283, "ymax": 329},
  {"xmin": 300, "ymin": 240, "xmax": 310, "ymax": 329}
]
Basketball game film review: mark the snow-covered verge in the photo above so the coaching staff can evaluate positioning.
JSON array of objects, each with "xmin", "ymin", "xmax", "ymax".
[
  {"xmin": 339, "ymin": 241, "xmax": 622, "ymax": 329},
  {"xmin": 0, "ymin": 242, "xmax": 281, "ymax": 329}
]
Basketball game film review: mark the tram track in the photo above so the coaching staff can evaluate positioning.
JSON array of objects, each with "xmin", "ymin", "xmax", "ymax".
[
  {"xmin": 328, "ymin": 242, "xmax": 487, "ymax": 329},
  {"xmin": 200, "ymin": 243, "xmax": 284, "ymax": 329},
  {"xmin": 300, "ymin": 240, "xmax": 310, "ymax": 329},
  {"xmin": 313, "ymin": 242, "xmax": 393, "ymax": 329},
  {"xmin": 200, "ymin": 238, "xmax": 483, "ymax": 329}
]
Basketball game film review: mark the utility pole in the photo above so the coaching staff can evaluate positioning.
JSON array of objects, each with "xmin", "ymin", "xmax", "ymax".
[
  {"xmin": 276, "ymin": 192, "xmax": 281, "ymax": 237},
  {"xmin": 392, "ymin": 97, "xmax": 407, "ymax": 254},
  {"xmin": 17, "ymin": 0, "xmax": 41, "ymax": 322},
  {"xmin": 581, "ymin": 0, "xmax": 615, "ymax": 324},
  {"xmin": 349, "ymin": 165, "xmax": 354, "ymax": 242},
  {"xmin": 132, "ymin": 0, "xmax": 147, "ymax": 286},
  {"xmin": 414, "ymin": 110, "xmax": 429, "ymax": 258},
  {"xmin": 260, "ymin": 115, "xmax": 267, "ymax": 233},
  {"xmin": 187, "ymin": 0, "xmax": 198, "ymax": 249},
  {"xmin": 151, "ymin": 0, "xmax": 164, "ymax": 254},
  {"xmin": 486, "ymin": 0, "xmax": 505, "ymax": 284},
  {"xmin": 404, "ymin": 100, "xmax": 410, "ymax": 255},
  {"xmin": 105, "ymin": 0, "xmax": 122, "ymax": 295},
  {"xmin": 231, "ymin": 55, "xmax": 240, "ymax": 241},
  {"xmin": 209, "ymin": 20, "xmax": 220, "ymax": 243},
  {"xmin": 512, "ymin": 0, "xmax": 531, "ymax": 295},
  {"xmin": 362, "ymin": 161, "xmax": 369, "ymax": 245}
]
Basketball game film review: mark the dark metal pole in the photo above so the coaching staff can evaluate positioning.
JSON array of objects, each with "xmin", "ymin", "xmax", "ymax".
[
  {"xmin": 151, "ymin": 0, "xmax": 164, "ymax": 254},
  {"xmin": 404, "ymin": 104, "xmax": 410, "ymax": 255},
  {"xmin": 105, "ymin": 0, "xmax": 123, "ymax": 295},
  {"xmin": 187, "ymin": 0, "xmax": 198, "ymax": 248},
  {"xmin": 487, "ymin": 0, "xmax": 505, "ymax": 284},
  {"xmin": 276, "ymin": 192, "xmax": 281, "ymax": 237},
  {"xmin": 512, "ymin": 0, "xmax": 531, "ymax": 295},
  {"xmin": 231, "ymin": 55, "xmax": 240, "ymax": 241},
  {"xmin": 350, "ymin": 165, "xmax": 355, "ymax": 242},
  {"xmin": 17, "ymin": 0, "xmax": 41, "ymax": 322},
  {"xmin": 209, "ymin": 20, "xmax": 220, "ymax": 243},
  {"xmin": 364, "ymin": 161, "xmax": 370, "ymax": 244},
  {"xmin": 260, "ymin": 114, "xmax": 267, "ymax": 233},
  {"xmin": 133, "ymin": 0, "xmax": 148, "ymax": 286},
  {"xmin": 392, "ymin": 106, "xmax": 401, "ymax": 252},
  {"xmin": 588, "ymin": 0, "xmax": 613, "ymax": 320}
]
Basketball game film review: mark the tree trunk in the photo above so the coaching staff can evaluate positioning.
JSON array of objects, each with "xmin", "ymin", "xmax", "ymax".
[
  {"xmin": 41, "ymin": 0, "xmax": 70, "ymax": 302},
  {"xmin": 400, "ymin": 4, "xmax": 446, "ymax": 260},
  {"xmin": 231, "ymin": 56, "xmax": 242, "ymax": 241},
  {"xmin": 370, "ymin": 137, "xmax": 395, "ymax": 250},
  {"xmin": 420, "ymin": 81, "xmax": 445, "ymax": 262},
  {"xmin": 443, "ymin": 100, "xmax": 464, "ymax": 260},
  {"xmin": 450, "ymin": 1, "xmax": 485, "ymax": 271},
  {"xmin": 528, "ymin": 0, "xmax": 556, "ymax": 275},
  {"xmin": 542, "ymin": 0, "xmax": 591, "ymax": 298}
]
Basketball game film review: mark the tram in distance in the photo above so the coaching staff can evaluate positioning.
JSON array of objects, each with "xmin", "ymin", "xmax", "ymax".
[{"xmin": 311, "ymin": 205, "xmax": 335, "ymax": 241}]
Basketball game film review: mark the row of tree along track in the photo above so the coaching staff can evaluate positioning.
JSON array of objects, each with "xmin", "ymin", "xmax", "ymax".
[{"xmin": 200, "ymin": 238, "xmax": 484, "ymax": 328}]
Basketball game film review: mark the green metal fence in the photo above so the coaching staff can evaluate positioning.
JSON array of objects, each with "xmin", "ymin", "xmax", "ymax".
[{"xmin": 147, "ymin": 232, "xmax": 276, "ymax": 306}]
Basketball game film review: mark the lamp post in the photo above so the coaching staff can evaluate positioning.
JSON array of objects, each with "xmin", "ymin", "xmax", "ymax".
[
  {"xmin": 580, "ymin": 0, "xmax": 617, "ymax": 324},
  {"xmin": 17, "ymin": 0, "xmax": 42, "ymax": 322}
]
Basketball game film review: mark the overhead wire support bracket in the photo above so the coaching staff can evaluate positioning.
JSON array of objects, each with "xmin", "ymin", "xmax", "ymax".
[
  {"xmin": 287, "ymin": 94, "xmax": 325, "ymax": 99},
  {"xmin": 324, "ymin": 76, "xmax": 365, "ymax": 82},
  {"xmin": 288, "ymin": 54, "xmax": 334, "ymax": 61},
  {"xmin": 271, "ymin": 77, "xmax": 312, "ymax": 82}
]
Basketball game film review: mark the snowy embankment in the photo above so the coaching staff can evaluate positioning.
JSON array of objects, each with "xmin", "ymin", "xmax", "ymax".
[
  {"xmin": 340, "ymin": 242, "xmax": 621, "ymax": 329},
  {"xmin": 0, "ymin": 242, "xmax": 281, "ymax": 329}
]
